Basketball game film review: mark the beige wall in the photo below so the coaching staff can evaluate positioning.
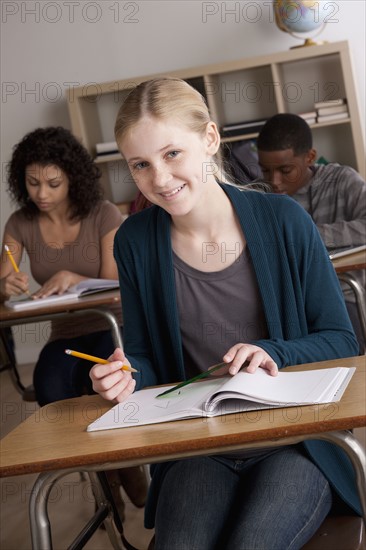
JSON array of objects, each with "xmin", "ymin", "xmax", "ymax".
[{"xmin": 1, "ymin": 0, "xmax": 365, "ymax": 362}]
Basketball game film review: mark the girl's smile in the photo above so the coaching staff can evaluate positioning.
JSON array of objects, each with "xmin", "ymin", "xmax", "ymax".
[{"xmin": 120, "ymin": 115, "xmax": 220, "ymax": 217}]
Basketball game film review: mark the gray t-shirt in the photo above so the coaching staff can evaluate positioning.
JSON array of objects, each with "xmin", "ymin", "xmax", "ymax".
[
  {"xmin": 173, "ymin": 247, "xmax": 283, "ymax": 459},
  {"xmin": 173, "ymin": 246, "xmax": 268, "ymax": 377},
  {"xmin": 292, "ymin": 163, "xmax": 366, "ymax": 302}
]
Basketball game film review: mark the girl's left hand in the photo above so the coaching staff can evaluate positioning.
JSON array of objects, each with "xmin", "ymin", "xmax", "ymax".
[
  {"xmin": 32, "ymin": 270, "xmax": 83, "ymax": 298},
  {"xmin": 223, "ymin": 343, "xmax": 278, "ymax": 377}
]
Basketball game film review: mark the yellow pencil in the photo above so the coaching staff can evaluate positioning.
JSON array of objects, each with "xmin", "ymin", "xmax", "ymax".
[
  {"xmin": 64, "ymin": 349, "xmax": 138, "ymax": 373},
  {"xmin": 5, "ymin": 244, "xmax": 20, "ymax": 272},
  {"xmin": 4, "ymin": 244, "xmax": 32, "ymax": 296}
]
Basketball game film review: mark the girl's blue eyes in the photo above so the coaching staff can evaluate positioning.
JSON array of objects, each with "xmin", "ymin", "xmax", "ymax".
[
  {"xmin": 133, "ymin": 162, "xmax": 148, "ymax": 170},
  {"xmin": 167, "ymin": 150, "xmax": 179, "ymax": 158},
  {"xmin": 133, "ymin": 151, "xmax": 180, "ymax": 170}
]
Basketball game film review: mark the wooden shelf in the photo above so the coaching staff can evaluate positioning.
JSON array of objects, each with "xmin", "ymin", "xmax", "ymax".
[
  {"xmin": 94, "ymin": 153, "xmax": 123, "ymax": 164},
  {"xmin": 66, "ymin": 41, "xmax": 365, "ymax": 202}
]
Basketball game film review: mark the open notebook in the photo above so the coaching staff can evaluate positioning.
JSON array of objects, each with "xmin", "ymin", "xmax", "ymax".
[
  {"xmin": 87, "ymin": 366, "xmax": 355, "ymax": 432},
  {"xmin": 4, "ymin": 278, "xmax": 119, "ymax": 311}
]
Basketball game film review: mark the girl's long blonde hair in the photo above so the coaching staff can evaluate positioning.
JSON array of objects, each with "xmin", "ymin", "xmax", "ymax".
[
  {"xmin": 115, "ymin": 78, "xmax": 211, "ymax": 143},
  {"xmin": 114, "ymin": 77, "xmax": 268, "ymax": 192},
  {"xmin": 115, "ymin": 78, "xmax": 232, "ymax": 182}
]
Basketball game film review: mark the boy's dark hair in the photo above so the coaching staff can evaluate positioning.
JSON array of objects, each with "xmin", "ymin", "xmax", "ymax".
[
  {"xmin": 257, "ymin": 114, "xmax": 313, "ymax": 156},
  {"xmin": 7, "ymin": 126, "xmax": 103, "ymax": 219}
]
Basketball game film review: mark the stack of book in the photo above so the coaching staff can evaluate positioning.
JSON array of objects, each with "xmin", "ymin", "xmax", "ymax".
[
  {"xmin": 221, "ymin": 118, "xmax": 267, "ymax": 138},
  {"xmin": 298, "ymin": 111, "xmax": 317, "ymax": 125},
  {"xmin": 95, "ymin": 141, "xmax": 119, "ymax": 158},
  {"xmin": 315, "ymin": 98, "xmax": 349, "ymax": 123}
]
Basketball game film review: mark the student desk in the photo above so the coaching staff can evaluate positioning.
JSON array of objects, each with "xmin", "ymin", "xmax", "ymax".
[
  {"xmin": 331, "ymin": 249, "xmax": 366, "ymax": 350},
  {"xmin": 0, "ymin": 290, "xmax": 122, "ymax": 396},
  {"xmin": 0, "ymin": 355, "xmax": 365, "ymax": 549}
]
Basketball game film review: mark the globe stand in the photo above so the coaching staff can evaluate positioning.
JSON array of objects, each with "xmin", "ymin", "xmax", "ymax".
[
  {"xmin": 288, "ymin": 23, "xmax": 327, "ymax": 49},
  {"xmin": 290, "ymin": 37, "xmax": 328, "ymax": 49}
]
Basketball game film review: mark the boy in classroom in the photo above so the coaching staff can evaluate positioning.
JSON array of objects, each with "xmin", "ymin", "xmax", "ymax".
[{"xmin": 257, "ymin": 113, "xmax": 366, "ymax": 353}]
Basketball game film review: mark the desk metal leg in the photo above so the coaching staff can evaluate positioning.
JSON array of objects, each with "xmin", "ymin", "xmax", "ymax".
[
  {"xmin": 337, "ymin": 273, "xmax": 366, "ymax": 353},
  {"xmin": 309, "ymin": 430, "xmax": 366, "ymax": 525},
  {"xmin": 26, "ymin": 430, "xmax": 365, "ymax": 547},
  {"xmin": 1, "ymin": 308, "xmax": 123, "ymax": 398},
  {"xmin": 29, "ymin": 469, "xmax": 126, "ymax": 550},
  {"xmin": 85, "ymin": 309, "xmax": 123, "ymax": 349},
  {"xmin": 43, "ymin": 308, "xmax": 123, "ymax": 350},
  {"xmin": 29, "ymin": 470, "xmax": 66, "ymax": 549}
]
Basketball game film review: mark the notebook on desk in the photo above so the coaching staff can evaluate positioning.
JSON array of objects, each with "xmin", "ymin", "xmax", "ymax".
[
  {"xmin": 87, "ymin": 366, "xmax": 355, "ymax": 432},
  {"xmin": 4, "ymin": 278, "xmax": 120, "ymax": 311}
]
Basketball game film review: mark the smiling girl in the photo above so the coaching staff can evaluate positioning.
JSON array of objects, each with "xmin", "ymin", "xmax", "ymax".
[{"xmin": 90, "ymin": 78, "xmax": 360, "ymax": 549}]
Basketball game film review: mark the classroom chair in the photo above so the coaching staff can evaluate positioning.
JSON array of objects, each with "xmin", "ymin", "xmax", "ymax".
[{"xmin": 302, "ymin": 515, "xmax": 365, "ymax": 550}]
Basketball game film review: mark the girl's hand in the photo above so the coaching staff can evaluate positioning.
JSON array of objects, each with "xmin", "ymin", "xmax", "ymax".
[
  {"xmin": 32, "ymin": 271, "xmax": 83, "ymax": 298},
  {"xmin": 0, "ymin": 271, "xmax": 29, "ymax": 298},
  {"xmin": 223, "ymin": 343, "xmax": 278, "ymax": 377},
  {"xmin": 89, "ymin": 348, "xmax": 136, "ymax": 403}
]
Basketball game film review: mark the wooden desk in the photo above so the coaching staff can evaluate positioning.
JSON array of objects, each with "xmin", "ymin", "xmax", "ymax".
[
  {"xmin": 0, "ymin": 356, "xmax": 365, "ymax": 549},
  {"xmin": 331, "ymin": 249, "xmax": 366, "ymax": 274},
  {"xmin": 0, "ymin": 290, "xmax": 122, "ymax": 396},
  {"xmin": 331, "ymin": 250, "xmax": 366, "ymax": 352}
]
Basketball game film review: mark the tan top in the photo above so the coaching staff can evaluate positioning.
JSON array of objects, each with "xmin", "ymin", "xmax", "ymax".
[{"xmin": 5, "ymin": 201, "xmax": 123, "ymax": 340}]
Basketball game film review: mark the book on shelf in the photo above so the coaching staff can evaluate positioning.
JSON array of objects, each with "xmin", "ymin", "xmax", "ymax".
[
  {"xmin": 86, "ymin": 365, "xmax": 355, "ymax": 432},
  {"xmin": 298, "ymin": 111, "xmax": 317, "ymax": 120},
  {"xmin": 314, "ymin": 98, "xmax": 347, "ymax": 110},
  {"xmin": 317, "ymin": 104, "xmax": 349, "ymax": 116},
  {"xmin": 95, "ymin": 141, "xmax": 119, "ymax": 155},
  {"xmin": 4, "ymin": 278, "xmax": 120, "ymax": 311},
  {"xmin": 317, "ymin": 111, "xmax": 349, "ymax": 123},
  {"xmin": 221, "ymin": 119, "xmax": 267, "ymax": 138},
  {"xmin": 302, "ymin": 118, "xmax": 316, "ymax": 126}
]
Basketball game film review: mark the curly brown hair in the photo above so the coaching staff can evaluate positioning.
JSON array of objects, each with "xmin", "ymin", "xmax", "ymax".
[{"xmin": 7, "ymin": 126, "xmax": 103, "ymax": 219}]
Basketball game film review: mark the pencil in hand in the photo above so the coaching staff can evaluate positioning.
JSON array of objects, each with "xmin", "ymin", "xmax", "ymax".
[
  {"xmin": 4, "ymin": 244, "xmax": 32, "ymax": 296},
  {"xmin": 64, "ymin": 349, "xmax": 138, "ymax": 373}
]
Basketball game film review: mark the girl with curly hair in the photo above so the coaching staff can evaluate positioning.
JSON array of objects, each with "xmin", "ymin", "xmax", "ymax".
[
  {"xmin": 0, "ymin": 126, "xmax": 123, "ymax": 405},
  {"xmin": 1, "ymin": 126, "xmax": 149, "ymax": 518}
]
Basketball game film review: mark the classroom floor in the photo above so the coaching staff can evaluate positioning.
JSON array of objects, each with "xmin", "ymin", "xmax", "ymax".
[{"xmin": 0, "ymin": 363, "xmax": 154, "ymax": 550}]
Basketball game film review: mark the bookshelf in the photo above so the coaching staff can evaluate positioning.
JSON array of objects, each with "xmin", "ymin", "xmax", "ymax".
[{"xmin": 66, "ymin": 41, "xmax": 365, "ymax": 203}]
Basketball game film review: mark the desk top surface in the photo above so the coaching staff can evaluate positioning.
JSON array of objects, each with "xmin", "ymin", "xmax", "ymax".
[
  {"xmin": 0, "ymin": 290, "xmax": 121, "ymax": 323},
  {"xmin": 331, "ymin": 249, "xmax": 366, "ymax": 273},
  {"xmin": 1, "ymin": 356, "xmax": 365, "ymax": 478}
]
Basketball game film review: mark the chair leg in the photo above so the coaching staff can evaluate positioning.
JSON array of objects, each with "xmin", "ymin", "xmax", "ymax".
[{"xmin": 90, "ymin": 471, "xmax": 142, "ymax": 550}]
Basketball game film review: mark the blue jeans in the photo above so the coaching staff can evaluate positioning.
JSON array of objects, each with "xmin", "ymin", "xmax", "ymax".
[
  {"xmin": 33, "ymin": 330, "xmax": 120, "ymax": 406},
  {"xmin": 154, "ymin": 446, "xmax": 332, "ymax": 550}
]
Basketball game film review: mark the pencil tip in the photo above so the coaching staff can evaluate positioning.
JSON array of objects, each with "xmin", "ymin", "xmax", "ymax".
[{"xmin": 4, "ymin": 244, "xmax": 9, "ymax": 251}]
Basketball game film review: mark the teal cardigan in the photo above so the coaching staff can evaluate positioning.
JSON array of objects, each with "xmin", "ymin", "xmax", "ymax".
[{"xmin": 114, "ymin": 184, "xmax": 361, "ymax": 524}]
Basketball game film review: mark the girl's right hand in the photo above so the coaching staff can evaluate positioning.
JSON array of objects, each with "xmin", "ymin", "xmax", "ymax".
[
  {"xmin": 89, "ymin": 347, "xmax": 136, "ymax": 403},
  {"xmin": 0, "ymin": 271, "xmax": 29, "ymax": 299}
]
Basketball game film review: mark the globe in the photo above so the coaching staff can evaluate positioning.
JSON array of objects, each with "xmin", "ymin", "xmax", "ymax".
[{"xmin": 273, "ymin": 1, "xmax": 327, "ymax": 47}]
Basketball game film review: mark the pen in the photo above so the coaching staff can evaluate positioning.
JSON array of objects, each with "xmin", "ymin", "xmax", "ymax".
[
  {"xmin": 64, "ymin": 349, "xmax": 138, "ymax": 373},
  {"xmin": 156, "ymin": 361, "xmax": 228, "ymax": 399},
  {"xmin": 4, "ymin": 244, "xmax": 32, "ymax": 296}
]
